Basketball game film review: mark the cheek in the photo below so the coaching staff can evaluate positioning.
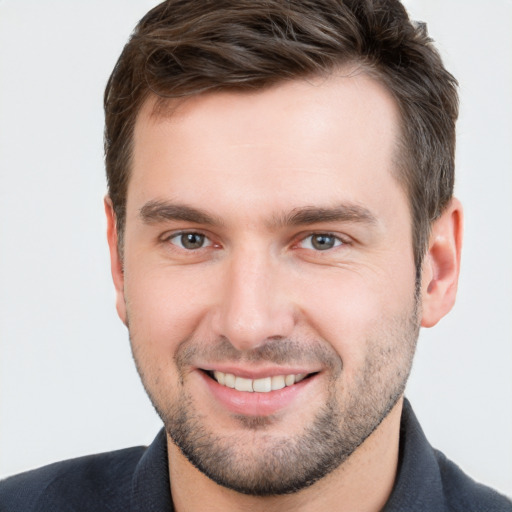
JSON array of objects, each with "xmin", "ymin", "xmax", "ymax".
[
  {"xmin": 124, "ymin": 265, "xmax": 220, "ymax": 402},
  {"xmin": 293, "ymin": 264, "xmax": 416, "ymax": 377},
  {"xmin": 124, "ymin": 264, "xmax": 218, "ymax": 356}
]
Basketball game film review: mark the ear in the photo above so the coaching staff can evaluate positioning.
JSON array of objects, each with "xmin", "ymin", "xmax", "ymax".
[
  {"xmin": 420, "ymin": 198, "xmax": 464, "ymax": 328},
  {"xmin": 104, "ymin": 196, "xmax": 127, "ymax": 326}
]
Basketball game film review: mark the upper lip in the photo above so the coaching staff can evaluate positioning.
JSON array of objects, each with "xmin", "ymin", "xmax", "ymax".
[{"xmin": 198, "ymin": 365, "xmax": 320, "ymax": 379}]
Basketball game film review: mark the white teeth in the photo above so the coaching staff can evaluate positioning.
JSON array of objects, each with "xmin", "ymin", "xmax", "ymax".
[
  {"xmin": 285, "ymin": 374, "xmax": 295, "ymax": 386},
  {"xmin": 253, "ymin": 377, "xmax": 272, "ymax": 392},
  {"xmin": 224, "ymin": 373, "xmax": 236, "ymax": 388},
  {"xmin": 211, "ymin": 371, "xmax": 310, "ymax": 392},
  {"xmin": 213, "ymin": 370, "xmax": 225, "ymax": 385},
  {"xmin": 271, "ymin": 375, "xmax": 286, "ymax": 390},
  {"xmin": 235, "ymin": 377, "xmax": 253, "ymax": 392}
]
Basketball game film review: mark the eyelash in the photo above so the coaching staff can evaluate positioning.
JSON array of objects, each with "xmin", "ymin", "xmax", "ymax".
[
  {"xmin": 162, "ymin": 231, "xmax": 347, "ymax": 252},
  {"xmin": 297, "ymin": 233, "xmax": 345, "ymax": 251},
  {"xmin": 164, "ymin": 231, "xmax": 214, "ymax": 250}
]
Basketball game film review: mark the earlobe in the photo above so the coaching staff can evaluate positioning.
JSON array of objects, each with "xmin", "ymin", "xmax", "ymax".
[
  {"xmin": 420, "ymin": 198, "xmax": 463, "ymax": 328},
  {"xmin": 104, "ymin": 196, "xmax": 128, "ymax": 326}
]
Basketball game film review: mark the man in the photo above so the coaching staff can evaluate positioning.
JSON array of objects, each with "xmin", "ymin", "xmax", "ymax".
[{"xmin": 1, "ymin": 0, "xmax": 510, "ymax": 511}]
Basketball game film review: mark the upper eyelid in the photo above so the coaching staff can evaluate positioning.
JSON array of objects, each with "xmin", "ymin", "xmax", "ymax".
[
  {"xmin": 160, "ymin": 230, "xmax": 214, "ymax": 249},
  {"xmin": 295, "ymin": 231, "xmax": 351, "ymax": 244},
  {"xmin": 161, "ymin": 229, "xmax": 211, "ymax": 240},
  {"xmin": 300, "ymin": 233, "xmax": 343, "ymax": 245},
  {"xmin": 158, "ymin": 229, "xmax": 351, "ymax": 248}
]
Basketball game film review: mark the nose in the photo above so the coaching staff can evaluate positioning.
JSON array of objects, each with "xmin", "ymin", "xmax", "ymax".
[{"xmin": 211, "ymin": 248, "xmax": 296, "ymax": 352}]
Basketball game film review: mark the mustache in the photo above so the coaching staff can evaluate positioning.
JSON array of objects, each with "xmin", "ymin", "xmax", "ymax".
[{"xmin": 175, "ymin": 336, "xmax": 342, "ymax": 373}]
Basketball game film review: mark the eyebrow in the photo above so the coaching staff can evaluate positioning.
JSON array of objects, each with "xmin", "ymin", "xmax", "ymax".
[
  {"xmin": 139, "ymin": 200, "xmax": 377, "ymax": 229},
  {"xmin": 270, "ymin": 204, "xmax": 377, "ymax": 229},
  {"xmin": 139, "ymin": 200, "xmax": 224, "ymax": 226}
]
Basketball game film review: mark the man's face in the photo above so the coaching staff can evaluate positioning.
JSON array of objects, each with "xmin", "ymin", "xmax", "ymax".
[{"xmin": 115, "ymin": 72, "xmax": 420, "ymax": 495}]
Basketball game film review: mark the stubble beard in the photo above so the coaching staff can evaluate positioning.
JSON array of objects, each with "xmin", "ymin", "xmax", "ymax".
[{"xmin": 130, "ymin": 302, "xmax": 420, "ymax": 496}]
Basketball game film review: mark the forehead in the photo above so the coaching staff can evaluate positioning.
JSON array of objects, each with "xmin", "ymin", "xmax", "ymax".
[{"xmin": 129, "ymin": 71, "xmax": 405, "ymax": 222}]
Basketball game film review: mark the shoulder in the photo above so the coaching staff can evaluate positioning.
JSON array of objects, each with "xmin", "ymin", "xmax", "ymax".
[
  {"xmin": 0, "ymin": 446, "xmax": 146, "ymax": 512},
  {"xmin": 385, "ymin": 400, "xmax": 512, "ymax": 512},
  {"xmin": 434, "ymin": 449, "xmax": 512, "ymax": 512}
]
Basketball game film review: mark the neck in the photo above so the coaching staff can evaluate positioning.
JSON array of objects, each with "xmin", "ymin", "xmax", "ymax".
[{"xmin": 168, "ymin": 398, "xmax": 403, "ymax": 512}]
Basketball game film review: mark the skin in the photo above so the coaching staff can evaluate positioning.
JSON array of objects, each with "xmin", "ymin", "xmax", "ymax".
[{"xmin": 106, "ymin": 71, "xmax": 463, "ymax": 512}]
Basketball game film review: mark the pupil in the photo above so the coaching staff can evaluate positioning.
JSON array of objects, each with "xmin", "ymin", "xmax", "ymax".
[
  {"xmin": 182, "ymin": 233, "xmax": 204, "ymax": 249},
  {"xmin": 312, "ymin": 234, "xmax": 334, "ymax": 250}
]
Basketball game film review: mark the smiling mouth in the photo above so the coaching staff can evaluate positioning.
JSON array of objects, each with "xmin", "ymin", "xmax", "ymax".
[{"xmin": 205, "ymin": 370, "xmax": 316, "ymax": 393}]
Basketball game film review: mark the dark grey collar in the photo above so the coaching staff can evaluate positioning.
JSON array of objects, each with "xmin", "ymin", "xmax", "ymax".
[
  {"xmin": 382, "ymin": 399, "xmax": 446, "ymax": 511},
  {"xmin": 130, "ymin": 428, "xmax": 173, "ymax": 512}
]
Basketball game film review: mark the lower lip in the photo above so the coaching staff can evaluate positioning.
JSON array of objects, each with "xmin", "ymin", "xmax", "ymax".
[{"xmin": 200, "ymin": 371, "xmax": 316, "ymax": 417}]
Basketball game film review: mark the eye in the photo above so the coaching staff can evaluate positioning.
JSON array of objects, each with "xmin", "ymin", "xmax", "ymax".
[
  {"xmin": 167, "ymin": 232, "xmax": 212, "ymax": 250},
  {"xmin": 299, "ymin": 233, "xmax": 343, "ymax": 251}
]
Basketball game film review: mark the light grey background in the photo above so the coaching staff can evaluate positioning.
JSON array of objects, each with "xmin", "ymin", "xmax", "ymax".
[{"xmin": 1, "ymin": 0, "xmax": 511, "ymax": 498}]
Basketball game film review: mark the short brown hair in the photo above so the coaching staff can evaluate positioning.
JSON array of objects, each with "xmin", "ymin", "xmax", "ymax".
[{"xmin": 104, "ymin": 0, "xmax": 458, "ymax": 272}]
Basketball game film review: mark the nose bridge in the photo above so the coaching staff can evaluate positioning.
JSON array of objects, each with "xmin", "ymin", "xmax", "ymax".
[{"xmin": 214, "ymin": 245, "xmax": 294, "ymax": 351}]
